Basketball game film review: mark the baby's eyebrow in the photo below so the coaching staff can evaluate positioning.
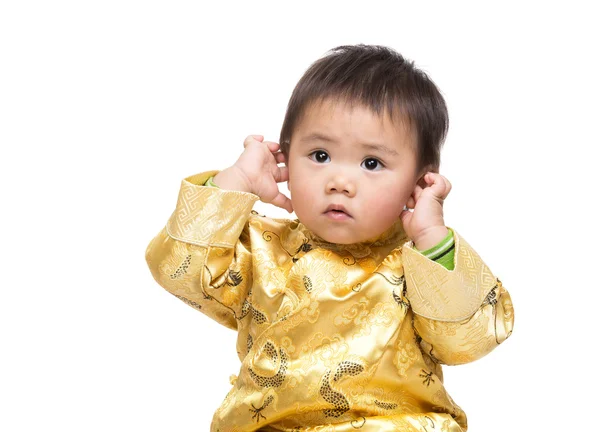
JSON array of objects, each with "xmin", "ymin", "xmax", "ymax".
[
  {"xmin": 299, "ymin": 132, "xmax": 399, "ymax": 156},
  {"xmin": 362, "ymin": 143, "xmax": 399, "ymax": 157}
]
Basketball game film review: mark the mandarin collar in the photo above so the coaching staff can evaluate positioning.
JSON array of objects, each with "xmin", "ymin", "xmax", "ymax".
[{"xmin": 290, "ymin": 218, "xmax": 409, "ymax": 258}]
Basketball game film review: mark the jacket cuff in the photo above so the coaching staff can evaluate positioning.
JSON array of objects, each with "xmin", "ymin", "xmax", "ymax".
[
  {"xmin": 165, "ymin": 171, "xmax": 260, "ymax": 247},
  {"xmin": 401, "ymin": 227, "xmax": 496, "ymax": 321},
  {"xmin": 412, "ymin": 228, "xmax": 455, "ymax": 270}
]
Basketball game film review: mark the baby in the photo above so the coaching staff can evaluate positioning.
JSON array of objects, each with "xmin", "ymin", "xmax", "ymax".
[{"xmin": 145, "ymin": 44, "xmax": 514, "ymax": 432}]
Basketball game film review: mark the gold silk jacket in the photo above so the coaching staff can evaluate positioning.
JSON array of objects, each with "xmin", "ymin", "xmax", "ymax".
[{"xmin": 145, "ymin": 171, "xmax": 514, "ymax": 432}]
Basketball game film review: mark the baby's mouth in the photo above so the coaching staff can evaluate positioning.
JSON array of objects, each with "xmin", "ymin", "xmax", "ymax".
[{"xmin": 324, "ymin": 204, "xmax": 352, "ymax": 219}]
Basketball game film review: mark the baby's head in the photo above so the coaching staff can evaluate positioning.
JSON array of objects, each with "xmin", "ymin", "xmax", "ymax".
[{"xmin": 279, "ymin": 44, "xmax": 448, "ymax": 245}]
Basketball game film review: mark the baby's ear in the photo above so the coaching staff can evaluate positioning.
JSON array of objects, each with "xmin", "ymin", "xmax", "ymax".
[
  {"xmin": 416, "ymin": 164, "xmax": 437, "ymax": 186},
  {"xmin": 415, "ymin": 168, "xmax": 428, "ymax": 188}
]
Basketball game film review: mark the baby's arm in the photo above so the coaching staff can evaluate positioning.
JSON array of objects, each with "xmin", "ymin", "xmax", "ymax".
[
  {"xmin": 145, "ymin": 170, "xmax": 259, "ymax": 330},
  {"xmin": 402, "ymin": 229, "xmax": 514, "ymax": 365},
  {"xmin": 145, "ymin": 135, "xmax": 290, "ymax": 330}
]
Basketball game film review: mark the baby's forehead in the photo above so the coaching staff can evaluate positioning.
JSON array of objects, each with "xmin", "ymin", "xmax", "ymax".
[{"xmin": 295, "ymin": 99, "xmax": 417, "ymax": 153}]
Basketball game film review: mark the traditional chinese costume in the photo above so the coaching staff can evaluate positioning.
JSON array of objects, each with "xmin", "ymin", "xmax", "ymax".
[{"xmin": 145, "ymin": 171, "xmax": 514, "ymax": 431}]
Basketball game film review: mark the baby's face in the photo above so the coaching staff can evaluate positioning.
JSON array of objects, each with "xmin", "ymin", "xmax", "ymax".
[{"xmin": 286, "ymin": 98, "xmax": 424, "ymax": 244}]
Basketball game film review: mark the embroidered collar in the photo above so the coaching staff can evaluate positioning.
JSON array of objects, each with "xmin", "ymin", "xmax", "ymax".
[{"xmin": 289, "ymin": 218, "xmax": 409, "ymax": 259}]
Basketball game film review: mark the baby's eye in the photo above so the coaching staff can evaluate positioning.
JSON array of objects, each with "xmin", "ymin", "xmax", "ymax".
[
  {"xmin": 361, "ymin": 158, "xmax": 384, "ymax": 171},
  {"xmin": 309, "ymin": 150, "xmax": 330, "ymax": 163}
]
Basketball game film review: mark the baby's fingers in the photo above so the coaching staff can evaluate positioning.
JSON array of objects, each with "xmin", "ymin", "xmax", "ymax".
[
  {"xmin": 273, "ymin": 152, "xmax": 286, "ymax": 164},
  {"xmin": 274, "ymin": 165, "xmax": 289, "ymax": 183},
  {"xmin": 413, "ymin": 184, "xmax": 424, "ymax": 202},
  {"xmin": 264, "ymin": 141, "xmax": 280, "ymax": 152},
  {"xmin": 243, "ymin": 134, "xmax": 264, "ymax": 148},
  {"xmin": 271, "ymin": 192, "xmax": 294, "ymax": 213},
  {"xmin": 424, "ymin": 173, "xmax": 451, "ymax": 200}
]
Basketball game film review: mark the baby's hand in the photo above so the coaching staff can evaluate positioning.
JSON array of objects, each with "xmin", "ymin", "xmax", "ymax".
[
  {"xmin": 400, "ymin": 172, "xmax": 451, "ymax": 249},
  {"xmin": 213, "ymin": 135, "xmax": 293, "ymax": 213}
]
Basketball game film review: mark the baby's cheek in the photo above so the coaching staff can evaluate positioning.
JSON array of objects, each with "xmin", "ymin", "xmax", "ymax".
[
  {"xmin": 290, "ymin": 183, "xmax": 317, "ymax": 218},
  {"xmin": 363, "ymin": 195, "xmax": 404, "ymax": 222}
]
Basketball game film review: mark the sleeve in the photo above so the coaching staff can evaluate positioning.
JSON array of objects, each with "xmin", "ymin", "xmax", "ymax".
[
  {"xmin": 401, "ymin": 228, "xmax": 514, "ymax": 365},
  {"xmin": 413, "ymin": 227, "xmax": 456, "ymax": 271},
  {"xmin": 145, "ymin": 170, "xmax": 260, "ymax": 331}
]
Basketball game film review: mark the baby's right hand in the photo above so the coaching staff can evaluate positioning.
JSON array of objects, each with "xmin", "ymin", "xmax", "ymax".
[{"xmin": 213, "ymin": 135, "xmax": 293, "ymax": 213}]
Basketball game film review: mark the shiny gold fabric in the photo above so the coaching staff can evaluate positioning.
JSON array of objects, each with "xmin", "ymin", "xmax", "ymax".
[{"xmin": 145, "ymin": 171, "xmax": 514, "ymax": 432}]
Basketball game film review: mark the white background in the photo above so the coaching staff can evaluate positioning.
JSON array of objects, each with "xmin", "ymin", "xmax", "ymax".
[{"xmin": 1, "ymin": 1, "xmax": 598, "ymax": 431}]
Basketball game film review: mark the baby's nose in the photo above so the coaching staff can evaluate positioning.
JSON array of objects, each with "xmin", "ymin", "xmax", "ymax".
[{"xmin": 326, "ymin": 176, "xmax": 356, "ymax": 197}]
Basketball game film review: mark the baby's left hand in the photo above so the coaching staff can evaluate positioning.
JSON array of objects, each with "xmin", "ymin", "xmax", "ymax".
[{"xmin": 400, "ymin": 172, "xmax": 452, "ymax": 248}]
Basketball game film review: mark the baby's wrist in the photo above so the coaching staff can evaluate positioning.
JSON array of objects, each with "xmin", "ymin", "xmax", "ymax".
[
  {"xmin": 413, "ymin": 226, "xmax": 449, "ymax": 251},
  {"xmin": 213, "ymin": 166, "xmax": 254, "ymax": 193}
]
